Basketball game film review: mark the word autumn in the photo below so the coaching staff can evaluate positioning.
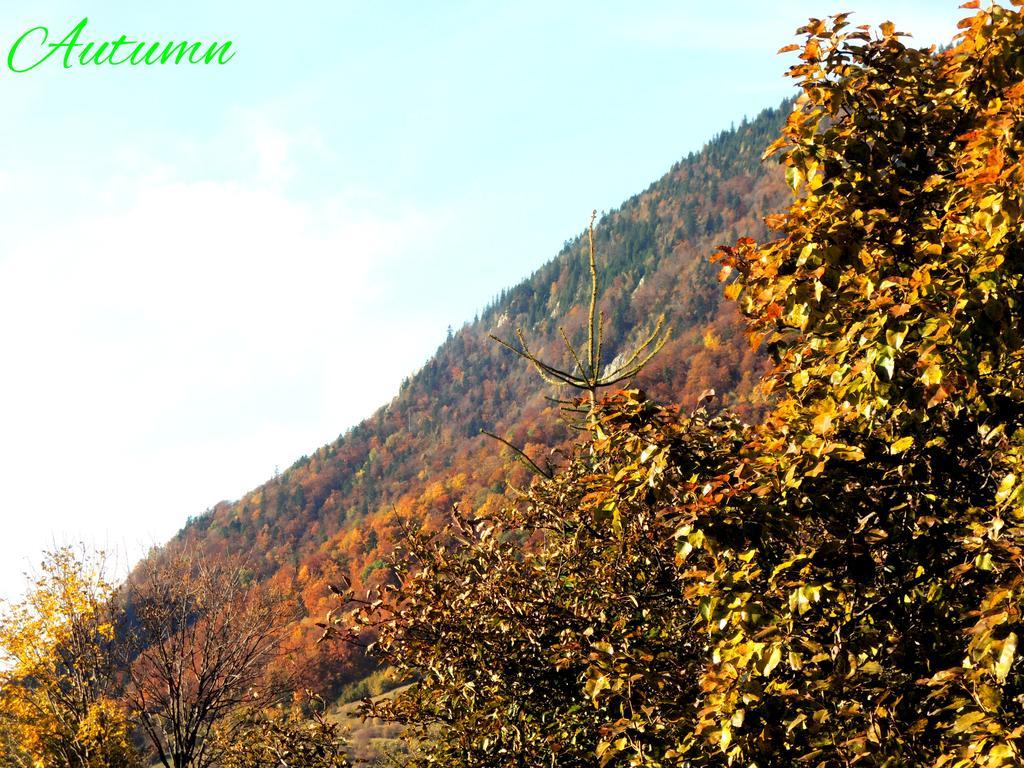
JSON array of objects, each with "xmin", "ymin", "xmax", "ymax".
[{"xmin": 7, "ymin": 17, "xmax": 235, "ymax": 72}]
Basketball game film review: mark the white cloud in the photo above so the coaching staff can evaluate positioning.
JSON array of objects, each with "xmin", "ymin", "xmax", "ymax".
[{"xmin": 0, "ymin": 151, "xmax": 444, "ymax": 599}]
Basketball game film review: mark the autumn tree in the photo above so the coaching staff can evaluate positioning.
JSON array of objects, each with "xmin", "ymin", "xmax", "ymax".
[
  {"xmin": 123, "ymin": 552, "xmax": 297, "ymax": 768},
  {"xmin": 329, "ymin": 390, "xmax": 741, "ymax": 766},
  {"xmin": 0, "ymin": 546, "xmax": 139, "ymax": 768},
  {"xmin": 693, "ymin": 5, "xmax": 1024, "ymax": 765}
]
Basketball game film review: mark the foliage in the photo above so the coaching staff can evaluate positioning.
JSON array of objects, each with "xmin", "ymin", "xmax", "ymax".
[
  {"xmin": 75, "ymin": 699, "xmax": 140, "ymax": 768},
  {"xmin": 215, "ymin": 695, "xmax": 351, "ymax": 768},
  {"xmin": 700, "ymin": 4, "xmax": 1024, "ymax": 765},
  {"xmin": 325, "ymin": 390, "xmax": 741, "ymax": 766},
  {"xmin": 334, "ymin": 666, "xmax": 404, "ymax": 705},
  {"xmin": 0, "ymin": 547, "xmax": 138, "ymax": 768}
]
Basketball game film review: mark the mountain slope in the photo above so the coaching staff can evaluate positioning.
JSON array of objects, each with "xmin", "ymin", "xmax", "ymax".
[{"xmin": 170, "ymin": 100, "xmax": 793, "ymax": 691}]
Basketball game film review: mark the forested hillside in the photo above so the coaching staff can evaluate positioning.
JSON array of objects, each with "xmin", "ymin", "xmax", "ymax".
[{"xmin": 170, "ymin": 101, "xmax": 791, "ymax": 692}]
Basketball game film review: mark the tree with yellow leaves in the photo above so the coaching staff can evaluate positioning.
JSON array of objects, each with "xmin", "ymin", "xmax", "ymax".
[
  {"xmin": 703, "ymin": 5, "xmax": 1024, "ymax": 764},
  {"xmin": 0, "ymin": 546, "xmax": 139, "ymax": 768}
]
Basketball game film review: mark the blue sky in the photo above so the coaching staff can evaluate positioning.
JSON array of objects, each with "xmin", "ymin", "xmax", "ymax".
[{"xmin": 0, "ymin": 1, "xmax": 970, "ymax": 599}]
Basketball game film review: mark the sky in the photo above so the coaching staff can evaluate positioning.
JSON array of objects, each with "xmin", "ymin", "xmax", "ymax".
[{"xmin": 0, "ymin": 1, "xmax": 971, "ymax": 601}]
